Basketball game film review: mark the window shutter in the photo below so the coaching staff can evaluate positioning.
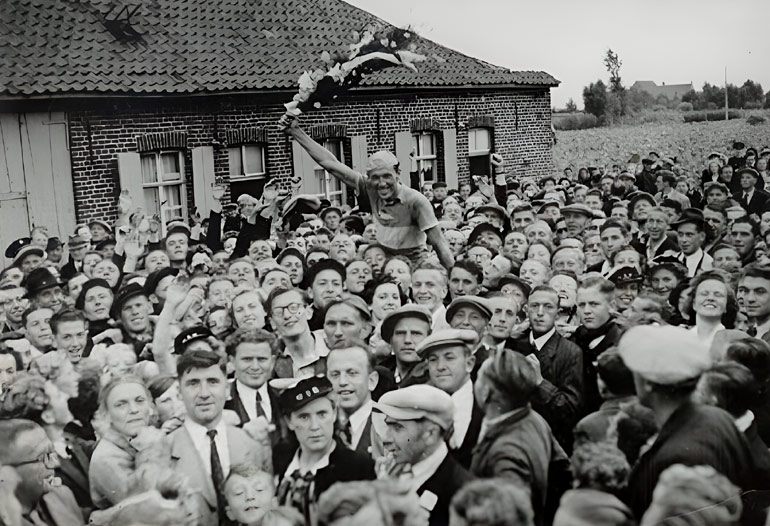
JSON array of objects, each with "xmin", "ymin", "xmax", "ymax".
[
  {"xmin": 350, "ymin": 135, "xmax": 368, "ymax": 180},
  {"xmin": 394, "ymin": 131, "xmax": 412, "ymax": 187},
  {"xmin": 117, "ymin": 152, "xmax": 146, "ymax": 211},
  {"xmin": 192, "ymin": 146, "xmax": 216, "ymax": 217},
  {"xmin": 291, "ymin": 140, "xmax": 318, "ymax": 194},
  {"xmin": 442, "ymin": 128, "xmax": 458, "ymax": 190}
]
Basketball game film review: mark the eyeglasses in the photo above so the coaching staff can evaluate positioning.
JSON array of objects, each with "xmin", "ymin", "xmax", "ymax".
[
  {"xmin": 270, "ymin": 302, "xmax": 304, "ymax": 319},
  {"xmin": 12, "ymin": 450, "xmax": 58, "ymax": 469}
]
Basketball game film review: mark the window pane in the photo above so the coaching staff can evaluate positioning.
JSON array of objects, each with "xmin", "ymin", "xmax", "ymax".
[
  {"xmin": 164, "ymin": 207, "xmax": 183, "ymax": 224},
  {"xmin": 161, "ymin": 152, "xmax": 182, "ymax": 181},
  {"xmin": 143, "ymin": 188, "xmax": 160, "ymax": 217},
  {"xmin": 313, "ymin": 168, "xmax": 326, "ymax": 196},
  {"xmin": 420, "ymin": 134, "xmax": 435, "ymax": 156},
  {"xmin": 141, "ymin": 155, "xmax": 157, "ymax": 184},
  {"xmin": 468, "ymin": 130, "xmax": 477, "ymax": 152},
  {"xmin": 229, "ymin": 147, "xmax": 243, "ymax": 177},
  {"xmin": 420, "ymin": 160, "xmax": 435, "ymax": 183},
  {"xmin": 474, "ymin": 129, "xmax": 490, "ymax": 151},
  {"xmin": 325, "ymin": 140, "xmax": 342, "ymax": 160},
  {"xmin": 165, "ymin": 185, "xmax": 183, "ymax": 208},
  {"xmin": 411, "ymin": 134, "xmax": 419, "ymax": 152},
  {"xmin": 243, "ymin": 145, "xmax": 264, "ymax": 175}
]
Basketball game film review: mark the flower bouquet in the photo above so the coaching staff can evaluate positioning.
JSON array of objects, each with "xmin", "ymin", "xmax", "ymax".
[{"xmin": 284, "ymin": 25, "xmax": 425, "ymax": 116}]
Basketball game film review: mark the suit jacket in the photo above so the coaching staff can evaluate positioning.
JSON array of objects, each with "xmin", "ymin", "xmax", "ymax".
[
  {"xmin": 449, "ymin": 398, "xmax": 484, "ymax": 469},
  {"xmin": 734, "ymin": 189, "xmax": 770, "ymax": 216},
  {"xmin": 470, "ymin": 406, "xmax": 569, "ymax": 526},
  {"xmin": 571, "ymin": 322, "xmax": 622, "ymax": 417},
  {"xmin": 224, "ymin": 381, "xmax": 286, "ymax": 444},
  {"xmin": 419, "ymin": 452, "xmax": 474, "ymax": 526},
  {"xmin": 626, "ymin": 402, "xmax": 762, "ymax": 525},
  {"xmin": 169, "ymin": 423, "xmax": 270, "ymax": 526},
  {"xmin": 509, "ymin": 332, "xmax": 584, "ymax": 453}
]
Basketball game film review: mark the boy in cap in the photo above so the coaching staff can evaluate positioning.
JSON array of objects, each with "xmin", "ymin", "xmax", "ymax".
[
  {"xmin": 618, "ymin": 325, "xmax": 761, "ymax": 524},
  {"xmin": 375, "ymin": 384, "xmax": 473, "ymax": 526},
  {"xmin": 273, "ymin": 375, "xmax": 375, "ymax": 523},
  {"xmin": 280, "ymin": 115, "xmax": 454, "ymax": 271}
]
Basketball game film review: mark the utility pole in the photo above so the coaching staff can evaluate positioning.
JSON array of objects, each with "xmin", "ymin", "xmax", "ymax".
[{"xmin": 725, "ymin": 67, "xmax": 729, "ymax": 120}]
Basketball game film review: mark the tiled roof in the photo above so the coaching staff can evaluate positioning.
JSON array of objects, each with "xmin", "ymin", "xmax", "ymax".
[{"xmin": 0, "ymin": 0, "xmax": 559, "ymax": 97}]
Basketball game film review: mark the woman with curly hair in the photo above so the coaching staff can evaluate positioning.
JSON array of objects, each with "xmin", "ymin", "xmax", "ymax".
[
  {"xmin": 553, "ymin": 441, "xmax": 634, "ymax": 526},
  {"xmin": 449, "ymin": 478, "xmax": 534, "ymax": 526},
  {"xmin": 88, "ymin": 375, "xmax": 154, "ymax": 509}
]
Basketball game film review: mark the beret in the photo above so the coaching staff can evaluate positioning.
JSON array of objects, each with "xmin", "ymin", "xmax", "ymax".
[{"xmin": 373, "ymin": 384, "xmax": 453, "ymax": 430}]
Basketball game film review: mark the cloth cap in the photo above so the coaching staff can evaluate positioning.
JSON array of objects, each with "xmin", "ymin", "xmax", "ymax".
[
  {"xmin": 373, "ymin": 384, "xmax": 454, "ymax": 430},
  {"xmin": 46, "ymin": 237, "xmax": 63, "ymax": 252},
  {"xmin": 468, "ymin": 223, "xmax": 502, "ymax": 246},
  {"xmin": 88, "ymin": 219, "xmax": 113, "ymax": 233},
  {"xmin": 272, "ymin": 374, "xmax": 334, "ymax": 415},
  {"xmin": 736, "ymin": 167, "xmax": 759, "ymax": 179},
  {"xmin": 110, "ymin": 283, "xmax": 148, "ymax": 318},
  {"xmin": 366, "ymin": 151, "xmax": 399, "ymax": 173},
  {"xmin": 94, "ymin": 238, "xmax": 116, "ymax": 251},
  {"xmin": 474, "ymin": 204, "xmax": 507, "ymax": 220},
  {"xmin": 445, "ymin": 296, "xmax": 492, "ymax": 323},
  {"xmin": 670, "ymin": 208, "xmax": 705, "ymax": 229},
  {"xmin": 67, "ymin": 235, "xmax": 88, "ymax": 249},
  {"xmin": 497, "ymin": 274, "xmax": 532, "ymax": 297},
  {"xmin": 166, "ymin": 221, "xmax": 191, "ymax": 237},
  {"xmin": 22, "ymin": 268, "xmax": 63, "ymax": 298},
  {"xmin": 174, "ymin": 326, "xmax": 213, "ymax": 355},
  {"xmin": 618, "ymin": 171, "xmax": 636, "ymax": 181},
  {"xmin": 319, "ymin": 206, "xmax": 342, "ymax": 219},
  {"xmin": 704, "ymin": 182, "xmax": 729, "ymax": 194},
  {"xmin": 324, "ymin": 293, "xmax": 371, "ymax": 321},
  {"xmin": 628, "ymin": 192, "xmax": 656, "ymax": 211},
  {"xmin": 380, "ymin": 304, "xmax": 433, "ymax": 343},
  {"xmin": 12, "ymin": 245, "xmax": 45, "ymax": 267},
  {"xmin": 537, "ymin": 200, "xmax": 560, "ymax": 213},
  {"xmin": 144, "ymin": 267, "xmax": 179, "ymax": 296},
  {"xmin": 561, "ymin": 203, "xmax": 593, "ymax": 217},
  {"xmin": 416, "ymin": 328, "xmax": 479, "ymax": 358},
  {"xmin": 618, "ymin": 325, "xmax": 710, "ymax": 384}
]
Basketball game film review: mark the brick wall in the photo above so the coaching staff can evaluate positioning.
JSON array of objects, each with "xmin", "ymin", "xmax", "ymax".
[{"xmin": 66, "ymin": 88, "xmax": 553, "ymax": 223}]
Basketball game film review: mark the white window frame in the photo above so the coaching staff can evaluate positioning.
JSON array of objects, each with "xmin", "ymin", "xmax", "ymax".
[
  {"xmin": 312, "ymin": 139, "xmax": 346, "ymax": 206},
  {"xmin": 412, "ymin": 132, "xmax": 438, "ymax": 186},
  {"xmin": 140, "ymin": 150, "xmax": 187, "ymax": 237},
  {"xmin": 230, "ymin": 144, "xmax": 267, "ymax": 181},
  {"xmin": 468, "ymin": 127, "xmax": 492, "ymax": 177}
]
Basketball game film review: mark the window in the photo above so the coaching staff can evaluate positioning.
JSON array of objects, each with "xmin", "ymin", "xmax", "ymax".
[
  {"xmin": 140, "ymin": 151, "xmax": 187, "ymax": 236},
  {"xmin": 411, "ymin": 132, "xmax": 437, "ymax": 186},
  {"xmin": 312, "ymin": 139, "xmax": 346, "ymax": 206},
  {"xmin": 229, "ymin": 144, "xmax": 267, "ymax": 202},
  {"xmin": 468, "ymin": 128, "xmax": 492, "ymax": 176}
]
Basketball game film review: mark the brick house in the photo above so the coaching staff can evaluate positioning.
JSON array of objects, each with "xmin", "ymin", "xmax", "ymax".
[{"xmin": 0, "ymin": 0, "xmax": 558, "ymax": 255}]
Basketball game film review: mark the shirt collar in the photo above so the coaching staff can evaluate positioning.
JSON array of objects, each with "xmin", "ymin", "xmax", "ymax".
[
  {"xmin": 383, "ymin": 184, "xmax": 404, "ymax": 205},
  {"xmin": 735, "ymin": 410, "xmax": 754, "ymax": 433},
  {"xmin": 405, "ymin": 442, "xmax": 448, "ymax": 492},
  {"xmin": 284, "ymin": 440, "xmax": 336, "ymax": 477},
  {"xmin": 530, "ymin": 327, "xmax": 556, "ymax": 351},
  {"xmin": 184, "ymin": 414, "xmax": 226, "ymax": 441},
  {"xmin": 348, "ymin": 399, "xmax": 373, "ymax": 431},
  {"xmin": 756, "ymin": 318, "xmax": 770, "ymax": 339}
]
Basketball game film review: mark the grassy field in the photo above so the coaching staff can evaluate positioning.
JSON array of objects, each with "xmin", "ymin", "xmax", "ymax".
[{"xmin": 553, "ymin": 112, "xmax": 770, "ymax": 174}]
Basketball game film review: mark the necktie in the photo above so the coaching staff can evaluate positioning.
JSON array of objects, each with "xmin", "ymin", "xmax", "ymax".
[
  {"xmin": 338, "ymin": 414, "xmax": 353, "ymax": 448},
  {"xmin": 207, "ymin": 429, "xmax": 227, "ymax": 523},
  {"xmin": 747, "ymin": 325, "xmax": 758, "ymax": 337},
  {"xmin": 744, "ymin": 193, "xmax": 750, "ymax": 207},
  {"xmin": 256, "ymin": 391, "xmax": 266, "ymax": 419}
]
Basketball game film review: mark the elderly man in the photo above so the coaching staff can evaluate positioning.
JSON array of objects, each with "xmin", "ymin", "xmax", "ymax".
[
  {"xmin": 507, "ymin": 286, "xmax": 583, "ymax": 453},
  {"xmin": 375, "ymin": 384, "xmax": 473, "ymax": 526},
  {"xmin": 282, "ymin": 117, "xmax": 453, "ymax": 270},
  {"xmin": 619, "ymin": 325, "xmax": 761, "ymax": 524},
  {"xmin": 379, "ymin": 305, "xmax": 433, "ymax": 386},
  {"xmin": 471, "ymin": 349, "xmax": 569, "ymax": 526},
  {"xmin": 417, "ymin": 329, "xmax": 483, "ymax": 468}
]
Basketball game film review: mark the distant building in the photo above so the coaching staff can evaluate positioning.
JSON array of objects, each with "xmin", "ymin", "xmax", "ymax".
[{"xmin": 631, "ymin": 81, "xmax": 694, "ymax": 100}]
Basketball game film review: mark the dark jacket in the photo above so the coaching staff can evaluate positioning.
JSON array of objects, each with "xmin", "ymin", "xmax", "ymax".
[
  {"xmin": 450, "ymin": 398, "xmax": 484, "ymax": 469},
  {"xmin": 470, "ymin": 406, "xmax": 570, "ymax": 526},
  {"xmin": 571, "ymin": 321, "xmax": 622, "ymax": 417},
  {"xmin": 625, "ymin": 401, "xmax": 763, "ymax": 525},
  {"xmin": 509, "ymin": 332, "xmax": 584, "ymax": 453},
  {"xmin": 224, "ymin": 381, "xmax": 287, "ymax": 446},
  {"xmin": 420, "ymin": 451, "xmax": 475, "ymax": 526},
  {"xmin": 734, "ymin": 188, "xmax": 770, "ymax": 217}
]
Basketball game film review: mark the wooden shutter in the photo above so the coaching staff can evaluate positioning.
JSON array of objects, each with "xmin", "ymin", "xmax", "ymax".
[
  {"xmin": 350, "ymin": 135, "xmax": 368, "ymax": 181},
  {"xmin": 191, "ymin": 146, "xmax": 216, "ymax": 217},
  {"xmin": 291, "ymin": 140, "xmax": 318, "ymax": 194},
  {"xmin": 117, "ymin": 152, "xmax": 146, "ymax": 211},
  {"xmin": 442, "ymin": 128, "xmax": 458, "ymax": 190},
  {"xmin": 394, "ymin": 131, "xmax": 412, "ymax": 187}
]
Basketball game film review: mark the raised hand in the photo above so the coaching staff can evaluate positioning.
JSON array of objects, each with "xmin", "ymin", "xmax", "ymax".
[
  {"xmin": 211, "ymin": 184, "xmax": 226, "ymax": 201},
  {"xmin": 165, "ymin": 276, "xmax": 191, "ymax": 307}
]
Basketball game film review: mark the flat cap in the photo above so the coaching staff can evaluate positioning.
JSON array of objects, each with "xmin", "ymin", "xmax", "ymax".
[
  {"xmin": 416, "ymin": 329, "xmax": 479, "ymax": 358},
  {"xmin": 671, "ymin": 208, "xmax": 705, "ymax": 229},
  {"xmin": 497, "ymin": 274, "xmax": 532, "ymax": 297},
  {"xmin": 366, "ymin": 151, "xmax": 399, "ymax": 173},
  {"xmin": 110, "ymin": 283, "xmax": 148, "ymax": 318},
  {"xmin": 272, "ymin": 374, "xmax": 334, "ymax": 415},
  {"xmin": 736, "ymin": 167, "xmax": 759, "ymax": 179},
  {"xmin": 67, "ymin": 234, "xmax": 88, "ymax": 249},
  {"xmin": 166, "ymin": 221, "xmax": 191, "ymax": 237},
  {"xmin": 88, "ymin": 219, "xmax": 112, "ymax": 233},
  {"xmin": 323, "ymin": 293, "xmax": 371, "ymax": 321},
  {"xmin": 373, "ymin": 384, "xmax": 454, "ymax": 430},
  {"xmin": 618, "ymin": 171, "xmax": 636, "ymax": 181},
  {"xmin": 561, "ymin": 203, "xmax": 593, "ymax": 217},
  {"xmin": 319, "ymin": 206, "xmax": 342, "ymax": 219},
  {"xmin": 474, "ymin": 204, "xmax": 507, "ymax": 219},
  {"xmin": 445, "ymin": 296, "xmax": 492, "ymax": 323},
  {"xmin": 467, "ymin": 223, "xmax": 503, "ymax": 246},
  {"xmin": 628, "ymin": 192, "xmax": 656, "ymax": 211},
  {"xmin": 380, "ymin": 304, "xmax": 433, "ymax": 343},
  {"xmin": 144, "ymin": 267, "xmax": 179, "ymax": 296},
  {"xmin": 618, "ymin": 325, "xmax": 710, "ymax": 385}
]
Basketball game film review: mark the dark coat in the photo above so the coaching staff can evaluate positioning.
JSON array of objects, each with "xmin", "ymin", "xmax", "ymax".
[
  {"xmin": 626, "ymin": 402, "xmax": 762, "ymax": 525},
  {"xmin": 224, "ymin": 381, "xmax": 286, "ymax": 445},
  {"xmin": 509, "ymin": 332, "xmax": 584, "ymax": 453},
  {"xmin": 274, "ymin": 440, "xmax": 376, "ymax": 502},
  {"xmin": 470, "ymin": 407, "xmax": 570, "ymax": 526},
  {"xmin": 420, "ymin": 451, "xmax": 475, "ymax": 526},
  {"xmin": 734, "ymin": 189, "xmax": 770, "ymax": 217},
  {"xmin": 571, "ymin": 322, "xmax": 622, "ymax": 417}
]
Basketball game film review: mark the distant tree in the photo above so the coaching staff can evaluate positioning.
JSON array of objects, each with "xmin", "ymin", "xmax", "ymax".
[
  {"xmin": 739, "ymin": 80, "xmax": 764, "ymax": 108},
  {"xmin": 565, "ymin": 98, "xmax": 577, "ymax": 112},
  {"xmin": 604, "ymin": 49, "xmax": 624, "ymax": 94},
  {"xmin": 765, "ymin": 90, "xmax": 770, "ymax": 109},
  {"xmin": 626, "ymin": 87, "xmax": 657, "ymax": 112},
  {"xmin": 682, "ymin": 89, "xmax": 704, "ymax": 110},
  {"xmin": 583, "ymin": 80, "xmax": 608, "ymax": 122}
]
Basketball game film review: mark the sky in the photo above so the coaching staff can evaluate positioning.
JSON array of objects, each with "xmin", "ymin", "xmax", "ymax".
[{"xmin": 347, "ymin": 0, "xmax": 770, "ymax": 109}]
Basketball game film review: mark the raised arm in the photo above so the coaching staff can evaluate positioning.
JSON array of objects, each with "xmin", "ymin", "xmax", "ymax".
[
  {"xmin": 280, "ymin": 115, "xmax": 364, "ymax": 189},
  {"xmin": 425, "ymin": 225, "xmax": 454, "ymax": 270}
]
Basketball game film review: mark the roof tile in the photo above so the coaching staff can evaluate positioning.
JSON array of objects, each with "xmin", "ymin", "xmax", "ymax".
[{"xmin": 1, "ymin": 0, "xmax": 559, "ymax": 96}]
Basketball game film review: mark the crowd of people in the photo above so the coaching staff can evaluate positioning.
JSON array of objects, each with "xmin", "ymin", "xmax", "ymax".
[{"xmin": 0, "ymin": 113, "xmax": 769, "ymax": 526}]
